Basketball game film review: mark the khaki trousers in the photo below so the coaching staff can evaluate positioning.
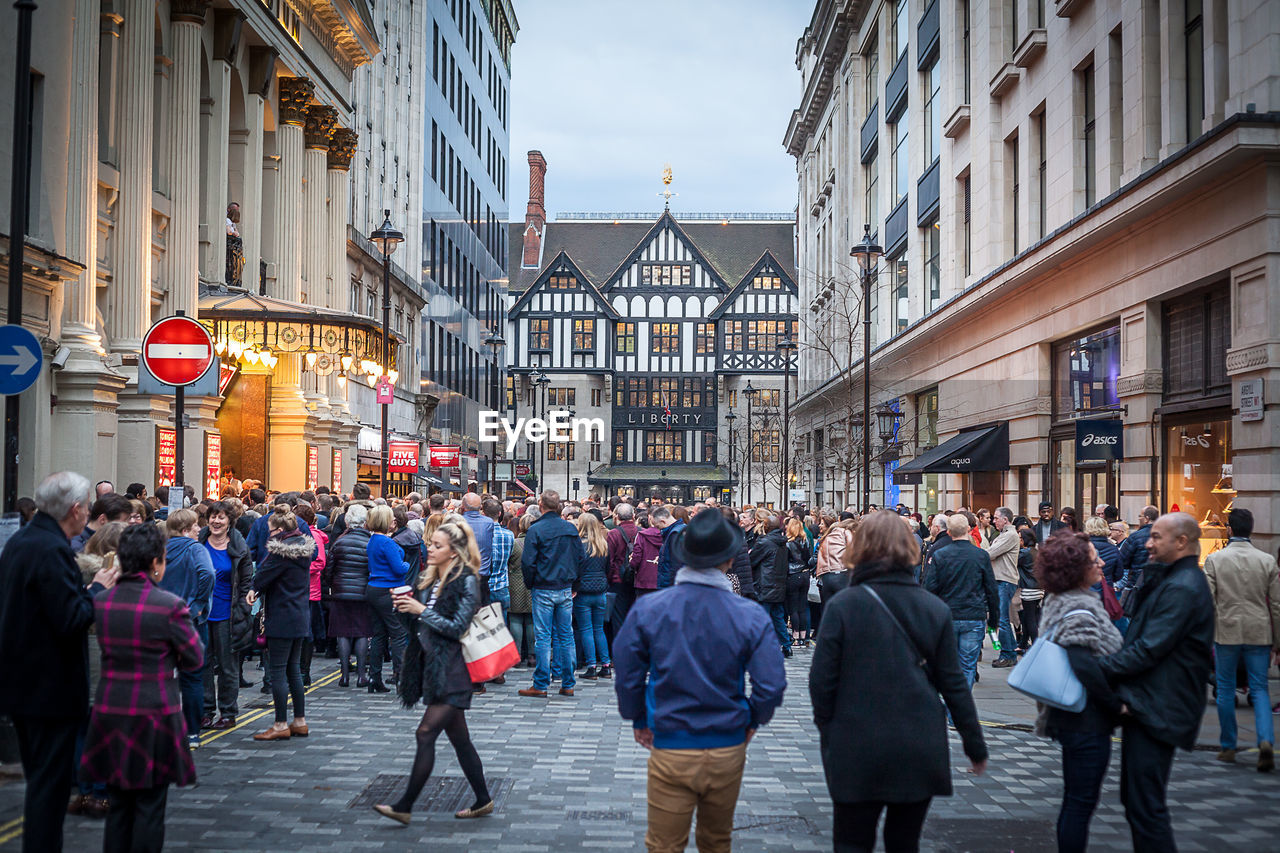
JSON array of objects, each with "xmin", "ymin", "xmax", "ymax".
[{"xmin": 646, "ymin": 743, "xmax": 747, "ymax": 853}]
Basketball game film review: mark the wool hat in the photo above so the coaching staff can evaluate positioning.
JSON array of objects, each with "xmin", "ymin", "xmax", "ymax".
[{"xmin": 672, "ymin": 508, "xmax": 745, "ymax": 570}]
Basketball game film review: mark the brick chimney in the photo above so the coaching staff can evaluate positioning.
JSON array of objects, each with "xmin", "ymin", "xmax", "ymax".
[{"xmin": 521, "ymin": 151, "xmax": 547, "ymax": 269}]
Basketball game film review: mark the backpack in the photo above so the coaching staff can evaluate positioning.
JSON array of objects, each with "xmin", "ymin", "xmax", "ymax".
[{"xmin": 617, "ymin": 525, "xmax": 639, "ymax": 585}]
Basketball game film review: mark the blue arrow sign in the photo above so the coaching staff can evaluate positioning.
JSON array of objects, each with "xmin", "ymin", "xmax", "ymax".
[{"xmin": 0, "ymin": 325, "xmax": 42, "ymax": 396}]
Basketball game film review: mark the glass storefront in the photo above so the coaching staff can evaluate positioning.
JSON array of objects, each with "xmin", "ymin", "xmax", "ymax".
[
  {"xmin": 1164, "ymin": 416, "xmax": 1233, "ymax": 561},
  {"xmin": 1051, "ymin": 324, "xmax": 1121, "ymax": 511}
]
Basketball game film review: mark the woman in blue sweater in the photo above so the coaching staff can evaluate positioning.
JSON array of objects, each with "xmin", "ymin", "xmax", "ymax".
[
  {"xmin": 573, "ymin": 512, "xmax": 611, "ymax": 679},
  {"xmin": 366, "ymin": 505, "xmax": 410, "ymax": 694}
]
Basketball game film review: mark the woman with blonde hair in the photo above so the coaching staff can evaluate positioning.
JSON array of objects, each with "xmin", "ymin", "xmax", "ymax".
[
  {"xmin": 376, "ymin": 521, "xmax": 491, "ymax": 825},
  {"xmin": 815, "ymin": 518, "xmax": 858, "ymax": 604},
  {"xmin": 573, "ymin": 512, "xmax": 611, "ymax": 679},
  {"xmin": 784, "ymin": 517, "xmax": 813, "ymax": 646}
]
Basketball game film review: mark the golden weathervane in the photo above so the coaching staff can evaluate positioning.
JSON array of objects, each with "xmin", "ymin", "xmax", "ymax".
[{"xmin": 658, "ymin": 164, "xmax": 677, "ymax": 208}]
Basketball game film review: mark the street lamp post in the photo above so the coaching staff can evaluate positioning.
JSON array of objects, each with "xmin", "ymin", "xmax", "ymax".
[
  {"xmin": 534, "ymin": 370, "xmax": 550, "ymax": 493},
  {"xmin": 849, "ymin": 224, "xmax": 882, "ymax": 513},
  {"xmin": 565, "ymin": 407, "xmax": 575, "ymax": 498},
  {"xmin": 485, "ymin": 330, "xmax": 506, "ymax": 495},
  {"xmin": 778, "ymin": 336, "xmax": 797, "ymax": 510},
  {"xmin": 744, "ymin": 381, "xmax": 756, "ymax": 507},
  {"xmin": 370, "ymin": 210, "xmax": 404, "ymax": 498},
  {"xmin": 725, "ymin": 409, "xmax": 737, "ymax": 506}
]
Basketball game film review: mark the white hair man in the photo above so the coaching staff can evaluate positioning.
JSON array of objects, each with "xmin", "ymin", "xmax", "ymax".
[{"xmin": 0, "ymin": 472, "xmax": 119, "ymax": 850}]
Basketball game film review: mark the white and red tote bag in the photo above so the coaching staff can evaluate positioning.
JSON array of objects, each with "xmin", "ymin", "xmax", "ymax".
[{"xmin": 459, "ymin": 602, "xmax": 520, "ymax": 683}]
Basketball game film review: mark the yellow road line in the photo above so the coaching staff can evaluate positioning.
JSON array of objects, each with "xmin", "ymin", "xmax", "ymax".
[{"xmin": 0, "ymin": 668, "xmax": 344, "ymax": 847}]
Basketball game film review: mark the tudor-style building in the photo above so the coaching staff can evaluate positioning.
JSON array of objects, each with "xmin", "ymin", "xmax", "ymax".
[{"xmin": 505, "ymin": 153, "xmax": 798, "ymax": 505}]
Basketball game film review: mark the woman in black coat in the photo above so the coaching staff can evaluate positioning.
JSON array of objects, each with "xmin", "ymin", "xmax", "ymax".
[
  {"xmin": 247, "ymin": 507, "xmax": 313, "ymax": 741},
  {"xmin": 375, "ymin": 520, "xmax": 492, "ymax": 825},
  {"xmin": 810, "ymin": 511, "xmax": 988, "ymax": 853},
  {"xmin": 749, "ymin": 516, "xmax": 792, "ymax": 656},
  {"xmin": 322, "ymin": 504, "xmax": 373, "ymax": 687}
]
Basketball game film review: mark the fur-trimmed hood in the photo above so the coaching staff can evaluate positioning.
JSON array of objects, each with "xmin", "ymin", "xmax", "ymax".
[{"xmin": 266, "ymin": 532, "xmax": 315, "ymax": 560}]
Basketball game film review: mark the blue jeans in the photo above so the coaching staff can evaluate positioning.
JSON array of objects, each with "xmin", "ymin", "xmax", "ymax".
[
  {"xmin": 996, "ymin": 581, "xmax": 1017, "ymax": 660},
  {"xmin": 179, "ymin": 621, "xmax": 208, "ymax": 736},
  {"xmin": 489, "ymin": 586, "xmax": 511, "ymax": 626},
  {"xmin": 954, "ymin": 619, "xmax": 985, "ymax": 687},
  {"xmin": 767, "ymin": 602, "xmax": 792, "ymax": 649},
  {"xmin": 1215, "ymin": 643, "xmax": 1275, "ymax": 750},
  {"xmin": 573, "ymin": 592, "xmax": 610, "ymax": 667},
  {"xmin": 532, "ymin": 588, "xmax": 576, "ymax": 691}
]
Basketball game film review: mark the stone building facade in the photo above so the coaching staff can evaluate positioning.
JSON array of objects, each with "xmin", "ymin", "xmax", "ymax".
[{"xmin": 787, "ymin": 0, "xmax": 1280, "ymax": 552}]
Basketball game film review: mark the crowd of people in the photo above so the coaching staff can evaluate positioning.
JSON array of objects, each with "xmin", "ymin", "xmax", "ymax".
[{"xmin": 0, "ymin": 470, "xmax": 1276, "ymax": 853}]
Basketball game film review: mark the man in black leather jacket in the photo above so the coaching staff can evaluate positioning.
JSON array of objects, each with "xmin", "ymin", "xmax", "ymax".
[
  {"xmin": 924, "ymin": 514, "xmax": 999, "ymax": 686},
  {"xmin": 1098, "ymin": 512, "xmax": 1213, "ymax": 852}
]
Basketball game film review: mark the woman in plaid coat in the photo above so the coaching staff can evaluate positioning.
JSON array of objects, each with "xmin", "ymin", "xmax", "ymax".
[{"xmin": 81, "ymin": 522, "xmax": 204, "ymax": 851}]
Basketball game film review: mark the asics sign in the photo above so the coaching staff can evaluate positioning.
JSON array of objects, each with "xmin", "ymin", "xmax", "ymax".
[{"xmin": 1075, "ymin": 418, "xmax": 1124, "ymax": 462}]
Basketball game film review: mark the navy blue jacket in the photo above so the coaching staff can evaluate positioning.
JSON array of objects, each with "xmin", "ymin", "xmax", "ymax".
[
  {"xmin": 1090, "ymin": 536, "xmax": 1122, "ymax": 585},
  {"xmin": 247, "ymin": 513, "xmax": 312, "ymax": 565},
  {"xmin": 521, "ymin": 513, "xmax": 586, "ymax": 591},
  {"xmin": 1116, "ymin": 524, "xmax": 1152, "ymax": 592},
  {"xmin": 614, "ymin": 571, "xmax": 786, "ymax": 749},
  {"xmin": 161, "ymin": 535, "xmax": 215, "ymax": 625},
  {"xmin": 655, "ymin": 520, "xmax": 686, "ymax": 589}
]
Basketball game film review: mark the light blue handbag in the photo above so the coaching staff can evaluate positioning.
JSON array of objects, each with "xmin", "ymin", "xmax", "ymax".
[{"xmin": 1006, "ymin": 609, "xmax": 1096, "ymax": 712}]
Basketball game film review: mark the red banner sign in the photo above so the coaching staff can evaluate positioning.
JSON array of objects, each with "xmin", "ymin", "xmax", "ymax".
[
  {"xmin": 388, "ymin": 441, "xmax": 420, "ymax": 473},
  {"xmin": 156, "ymin": 427, "xmax": 176, "ymax": 488},
  {"xmin": 332, "ymin": 449, "xmax": 343, "ymax": 493},
  {"xmin": 205, "ymin": 434, "xmax": 221, "ymax": 499},
  {"xmin": 307, "ymin": 446, "xmax": 319, "ymax": 490},
  {"xmin": 514, "ymin": 463, "xmax": 530, "ymax": 477},
  {"xmin": 428, "ymin": 445, "xmax": 460, "ymax": 468}
]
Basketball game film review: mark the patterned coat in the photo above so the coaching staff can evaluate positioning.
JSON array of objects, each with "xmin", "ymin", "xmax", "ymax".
[{"xmin": 81, "ymin": 573, "xmax": 204, "ymax": 789}]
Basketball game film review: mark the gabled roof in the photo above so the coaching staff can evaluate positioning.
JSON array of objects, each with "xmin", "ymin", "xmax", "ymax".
[
  {"xmin": 506, "ymin": 251, "xmax": 620, "ymax": 320},
  {"xmin": 599, "ymin": 210, "xmax": 729, "ymax": 292},
  {"xmin": 708, "ymin": 250, "xmax": 799, "ymax": 319},
  {"xmin": 507, "ymin": 215, "xmax": 795, "ymax": 296}
]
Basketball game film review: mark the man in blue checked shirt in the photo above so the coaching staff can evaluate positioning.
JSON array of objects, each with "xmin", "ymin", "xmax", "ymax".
[{"xmin": 485, "ymin": 498, "xmax": 512, "ymax": 622}]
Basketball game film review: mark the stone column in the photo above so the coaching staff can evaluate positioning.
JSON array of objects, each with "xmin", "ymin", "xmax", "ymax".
[
  {"xmin": 267, "ymin": 354, "xmax": 310, "ymax": 489},
  {"xmin": 327, "ymin": 128, "xmax": 357, "ymax": 419},
  {"xmin": 300, "ymin": 105, "xmax": 336, "ymax": 418},
  {"xmin": 200, "ymin": 64, "xmax": 232, "ymax": 286},
  {"xmin": 108, "ymin": 0, "xmax": 156, "ymax": 352},
  {"xmin": 166, "ymin": 1, "xmax": 210, "ymax": 314},
  {"xmin": 236, "ymin": 47, "xmax": 275, "ymax": 293},
  {"xmin": 1116, "ymin": 304, "xmax": 1164, "ymax": 523},
  {"xmin": 272, "ymin": 77, "xmax": 312, "ymax": 303}
]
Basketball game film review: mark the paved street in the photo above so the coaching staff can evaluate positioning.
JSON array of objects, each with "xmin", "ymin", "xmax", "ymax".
[{"xmin": 2, "ymin": 648, "xmax": 1279, "ymax": 852}]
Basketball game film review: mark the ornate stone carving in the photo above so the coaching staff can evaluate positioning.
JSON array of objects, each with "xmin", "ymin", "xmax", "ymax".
[
  {"xmin": 1116, "ymin": 370, "xmax": 1164, "ymax": 398},
  {"xmin": 327, "ymin": 128, "xmax": 358, "ymax": 171},
  {"xmin": 169, "ymin": 0, "xmax": 211, "ymax": 24},
  {"xmin": 278, "ymin": 77, "xmax": 315, "ymax": 127},
  {"xmin": 1225, "ymin": 344, "xmax": 1273, "ymax": 374},
  {"xmin": 304, "ymin": 105, "xmax": 337, "ymax": 150}
]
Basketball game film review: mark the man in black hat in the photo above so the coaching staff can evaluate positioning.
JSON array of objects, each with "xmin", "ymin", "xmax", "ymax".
[
  {"xmin": 1032, "ymin": 501, "xmax": 1066, "ymax": 545},
  {"xmin": 614, "ymin": 509, "xmax": 787, "ymax": 853}
]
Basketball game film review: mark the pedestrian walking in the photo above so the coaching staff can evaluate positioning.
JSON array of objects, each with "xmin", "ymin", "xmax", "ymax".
[
  {"xmin": 80, "ymin": 521, "xmax": 203, "ymax": 853},
  {"xmin": 293, "ymin": 502, "xmax": 327, "ymax": 686},
  {"xmin": 1097, "ymin": 512, "xmax": 1214, "ymax": 851},
  {"xmin": 719, "ymin": 505, "xmax": 756, "ymax": 599},
  {"xmin": 924, "ymin": 514, "xmax": 1000, "ymax": 685},
  {"xmin": 519, "ymin": 491, "xmax": 586, "ymax": 698},
  {"xmin": 630, "ymin": 510, "xmax": 665, "ymax": 597},
  {"xmin": 375, "ymin": 521, "xmax": 493, "ymax": 824},
  {"xmin": 985, "ymin": 508, "xmax": 1021, "ymax": 668},
  {"xmin": 815, "ymin": 518, "xmax": 856, "ymax": 604},
  {"xmin": 784, "ymin": 518, "xmax": 812, "ymax": 646},
  {"xmin": 322, "ymin": 503, "xmax": 373, "ymax": 687},
  {"xmin": 810, "ymin": 510, "xmax": 987, "ymax": 853},
  {"xmin": 365, "ymin": 505, "xmax": 411, "ymax": 693},
  {"xmin": 573, "ymin": 511, "xmax": 612, "ymax": 679},
  {"xmin": 1115, "ymin": 506, "xmax": 1159, "ymax": 605},
  {"xmin": 486, "ymin": 499, "xmax": 513, "ymax": 620},
  {"xmin": 508, "ymin": 515, "xmax": 534, "ymax": 666},
  {"xmin": 614, "ymin": 509, "xmax": 786, "ymax": 853},
  {"xmin": 1085, "ymin": 517, "xmax": 1121, "ymax": 586},
  {"xmin": 1031, "ymin": 501, "xmax": 1066, "ymax": 545},
  {"xmin": 0, "ymin": 472, "xmax": 119, "ymax": 852},
  {"xmin": 160, "ymin": 509, "xmax": 215, "ymax": 748},
  {"xmin": 750, "ymin": 515, "xmax": 792, "ymax": 657},
  {"xmin": 1202, "ymin": 507, "xmax": 1279, "ymax": 771},
  {"xmin": 461, "ymin": 492, "xmax": 496, "ymax": 603},
  {"xmin": 1015, "ymin": 529, "xmax": 1043, "ymax": 648},
  {"xmin": 248, "ymin": 506, "xmax": 313, "ymax": 741},
  {"xmin": 606, "ymin": 502, "xmax": 640, "ymax": 630},
  {"xmin": 1034, "ymin": 532, "xmax": 1125, "ymax": 853},
  {"xmin": 199, "ymin": 501, "xmax": 254, "ymax": 730}
]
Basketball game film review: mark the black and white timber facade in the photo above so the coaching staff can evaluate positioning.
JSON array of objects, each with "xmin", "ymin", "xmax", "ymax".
[{"xmin": 506, "ymin": 167, "xmax": 798, "ymax": 504}]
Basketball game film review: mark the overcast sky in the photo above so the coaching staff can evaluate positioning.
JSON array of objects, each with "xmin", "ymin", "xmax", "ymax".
[{"xmin": 507, "ymin": 0, "xmax": 812, "ymax": 220}]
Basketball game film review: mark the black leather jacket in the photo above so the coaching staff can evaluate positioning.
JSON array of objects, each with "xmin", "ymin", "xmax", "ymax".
[
  {"xmin": 1098, "ymin": 555, "xmax": 1214, "ymax": 750},
  {"xmin": 324, "ymin": 527, "xmax": 372, "ymax": 601},
  {"xmin": 403, "ymin": 572, "xmax": 481, "ymax": 706},
  {"xmin": 923, "ymin": 540, "xmax": 999, "ymax": 626}
]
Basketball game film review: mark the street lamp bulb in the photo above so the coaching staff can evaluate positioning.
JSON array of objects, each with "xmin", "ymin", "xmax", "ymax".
[
  {"xmin": 849, "ymin": 223, "xmax": 883, "ymax": 272},
  {"xmin": 214, "ymin": 339, "xmax": 227, "ymax": 356},
  {"xmin": 388, "ymin": 369, "xmax": 399, "ymax": 384},
  {"xmin": 305, "ymin": 351, "xmax": 318, "ymax": 368},
  {"xmin": 365, "ymin": 373, "xmax": 378, "ymax": 388},
  {"xmin": 341, "ymin": 354, "xmax": 354, "ymax": 373},
  {"xmin": 243, "ymin": 349, "xmax": 260, "ymax": 365},
  {"xmin": 261, "ymin": 350, "xmax": 278, "ymax": 369},
  {"xmin": 336, "ymin": 374, "xmax": 347, "ymax": 388},
  {"xmin": 370, "ymin": 210, "xmax": 404, "ymax": 257}
]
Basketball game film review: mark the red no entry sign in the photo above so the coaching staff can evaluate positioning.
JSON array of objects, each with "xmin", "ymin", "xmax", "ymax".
[{"xmin": 143, "ymin": 315, "xmax": 215, "ymax": 386}]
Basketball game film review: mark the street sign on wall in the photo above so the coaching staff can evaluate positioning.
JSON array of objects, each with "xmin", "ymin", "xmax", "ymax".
[
  {"xmin": 307, "ymin": 445, "xmax": 319, "ymax": 490},
  {"xmin": 205, "ymin": 434, "xmax": 221, "ymax": 499},
  {"xmin": 429, "ymin": 445, "xmax": 460, "ymax": 468},
  {"xmin": 388, "ymin": 441, "xmax": 420, "ymax": 473},
  {"xmin": 1075, "ymin": 418, "xmax": 1123, "ymax": 462},
  {"xmin": 142, "ymin": 316, "xmax": 214, "ymax": 386},
  {"xmin": 332, "ymin": 448, "xmax": 343, "ymax": 492},
  {"xmin": 1240, "ymin": 379, "xmax": 1263, "ymax": 422}
]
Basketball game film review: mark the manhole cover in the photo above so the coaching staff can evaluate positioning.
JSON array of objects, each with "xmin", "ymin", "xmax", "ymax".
[
  {"xmin": 566, "ymin": 808, "xmax": 632, "ymax": 822},
  {"xmin": 349, "ymin": 773, "xmax": 514, "ymax": 813},
  {"xmin": 733, "ymin": 815, "xmax": 820, "ymax": 834}
]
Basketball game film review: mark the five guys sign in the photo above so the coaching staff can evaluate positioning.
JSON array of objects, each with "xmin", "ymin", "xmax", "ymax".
[{"xmin": 388, "ymin": 441, "xmax": 420, "ymax": 473}]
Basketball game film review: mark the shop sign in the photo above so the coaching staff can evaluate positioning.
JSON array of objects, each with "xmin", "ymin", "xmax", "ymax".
[
  {"xmin": 307, "ymin": 446, "xmax": 319, "ymax": 490},
  {"xmin": 493, "ymin": 460, "xmax": 514, "ymax": 481},
  {"xmin": 376, "ymin": 378, "xmax": 394, "ymax": 405},
  {"xmin": 332, "ymin": 449, "xmax": 343, "ymax": 492},
  {"xmin": 789, "ymin": 488, "xmax": 806, "ymax": 502},
  {"xmin": 205, "ymin": 434, "xmax": 221, "ymax": 500},
  {"xmin": 1239, "ymin": 379, "xmax": 1263, "ymax": 423},
  {"xmin": 1075, "ymin": 418, "xmax": 1123, "ymax": 462},
  {"xmin": 156, "ymin": 427, "xmax": 176, "ymax": 487},
  {"xmin": 429, "ymin": 445, "xmax": 461, "ymax": 468},
  {"xmin": 514, "ymin": 463, "xmax": 530, "ymax": 477},
  {"xmin": 388, "ymin": 441, "xmax": 420, "ymax": 473}
]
